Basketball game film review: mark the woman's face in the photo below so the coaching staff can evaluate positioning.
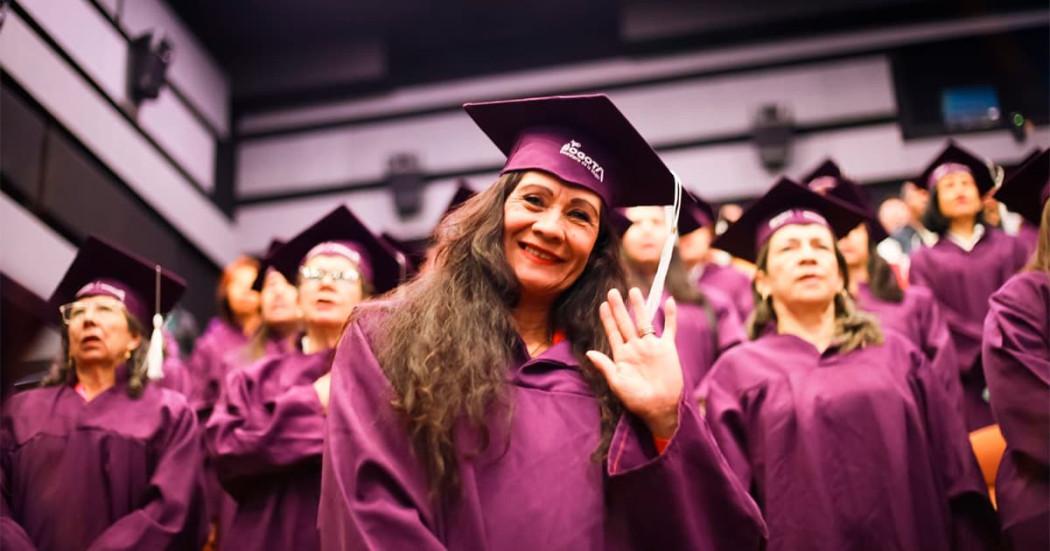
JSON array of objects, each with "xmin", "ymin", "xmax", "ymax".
[
  {"xmin": 622, "ymin": 206, "xmax": 669, "ymax": 268},
  {"xmin": 226, "ymin": 264, "xmax": 261, "ymax": 319},
  {"xmin": 836, "ymin": 224, "xmax": 869, "ymax": 269},
  {"xmin": 503, "ymin": 171, "xmax": 602, "ymax": 301},
  {"xmin": 678, "ymin": 226, "xmax": 713, "ymax": 266},
  {"xmin": 935, "ymin": 171, "xmax": 983, "ymax": 220},
  {"xmin": 297, "ymin": 254, "xmax": 363, "ymax": 329},
  {"xmin": 755, "ymin": 223, "xmax": 843, "ymax": 309},
  {"xmin": 261, "ymin": 269, "xmax": 300, "ymax": 325},
  {"xmin": 64, "ymin": 295, "xmax": 141, "ymax": 367}
]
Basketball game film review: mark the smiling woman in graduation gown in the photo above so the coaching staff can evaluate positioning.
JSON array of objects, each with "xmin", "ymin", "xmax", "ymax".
[
  {"xmin": 204, "ymin": 207, "xmax": 402, "ymax": 551},
  {"xmin": 318, "ymin": 95, "xmax": 766, "ymax": 550},
  {"xmin": 698, "ymin": 180, "xmax": 998, "ymax": 551},
  {"xmin": 1, "ymin": 237, "xmax": 205, "ymax": 551},
  {"xmin": 981, "ymin": 150, "xmax": 1050, "ymax": 551},
  {"xmin": 908, "ymin": 143, "xmax": 1030, "ymax": 432},
  {"xmin": 800, "ymin": 162, "xmax": 963, "ymax": 413}
]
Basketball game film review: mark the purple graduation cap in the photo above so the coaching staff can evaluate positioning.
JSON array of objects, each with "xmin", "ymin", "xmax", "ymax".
[
  {"xmin": 49, "ymin": 236, "xmax": 187, "ymax": 379},
  {"xmin": 250, "ymin": 238, "xmax": 287, "ymax": 291},
  {"xmin": 677, "ymin": 190, "xmax": 717, "ymax": 235},
  {"xmin": 800, "ymin": 159, "xmax": 890, "ymax": 243},
  {"xmin": 463, "ymin": 94, "xmax": 677, "ymax": 208},
  {"xmin": 268, "ymin": 206, "xmax": 403, "ymax": 294},
  {"xmin": 995, "ymin": 149, "xmax": 1049, "ymax": 227},
  {"xmin": 918, "ymin": 141, "xmax": 996, "ymax": 194},
  {"xmin": 712, "ymin": 177, "xmax": 867, "ymax": 263}
]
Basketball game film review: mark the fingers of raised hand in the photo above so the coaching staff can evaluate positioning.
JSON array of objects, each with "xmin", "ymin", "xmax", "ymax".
[
  {"xmin": 628, "ymin": 287, "xmax": 655, "ymax": 338},
  {"xmin": 598, "ymin": 302, "xmax": 625, "ymax": 354},
  {"xmin": 661, "ymin": 297, "xmax": 677, "ymax": 341},
  {"xmin": 607, "ymin": 289, "xmax": 638, "ymax": 341}
]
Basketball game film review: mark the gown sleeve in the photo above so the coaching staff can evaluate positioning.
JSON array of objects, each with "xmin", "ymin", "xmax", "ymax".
[
  {"xmin": 85, "ymin": 397, "xmax": 206, "ymax": 551},
  {"xmin": 982, "ymin": 277, "xmax": 1050, "ymax": 468},
  {"xmin": 603, "ymin": 393, "xmax": 767, "ymax": 551},
  {"xmin": 913, "ymin": 289, "xmax": 965, "ymax": 418},
  {"xmin": 204, "ymin": 356, "xmax": 327, "ymax": 485},
  {"xmin": 1, "ymin": 414, "xmax": 37, "ymax": 551},
  {"xmin": 318, "ymin": 320, "xmax": 447, "ymax": 550},
  {"xmin": 908, "ymin": 346, "xmax": 1000, "ymax": 550}
]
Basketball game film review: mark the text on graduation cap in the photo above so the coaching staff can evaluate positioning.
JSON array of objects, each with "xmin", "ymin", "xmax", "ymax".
[{"xmin": 560, "ymin": 140, "xmax": 605, "ymax": 183}]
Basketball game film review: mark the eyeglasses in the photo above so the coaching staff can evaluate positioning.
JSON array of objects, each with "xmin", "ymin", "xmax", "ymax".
[
  {"xmin": 299, "ymin": 266, "xmax": 360, "ymax": 285},
  {"xmin": 59, "ymin": 299, "xmax": 127, "ymax": 324}
]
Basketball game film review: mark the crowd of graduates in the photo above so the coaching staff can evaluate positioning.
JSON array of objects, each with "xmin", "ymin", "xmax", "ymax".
[{"xmin": 1, "ymin": 94, "xmax": 1047, "ymax": 550}]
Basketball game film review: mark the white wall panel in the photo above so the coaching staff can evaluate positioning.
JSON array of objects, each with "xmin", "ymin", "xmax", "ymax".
[
  {"xmin": 0, "ymin": 13, "xmax": 237, "ymax": 266},
  {"xmin": 119, "ymin": 0, "xmax": 231, "ymax": 136},
  {"xmin": 236, "ymin": 57, "xmax": 896, "ymax": 198},
  {"xmin": 0, "ymin": 195, "xmax": 76, "ymax": 300},
  {"xmin": 139, "ymin": 87, "xmax": 217, "ymax": 191}
]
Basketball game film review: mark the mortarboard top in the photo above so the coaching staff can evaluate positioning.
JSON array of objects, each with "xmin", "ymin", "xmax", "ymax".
[
  {"xmin": 268, "ymin": 206, "xmax": 403, "ymax": 294},
  {"xmin": 712, "ymin": 177, "xmax": 867, "ymax": 263},
  {"xmin": 800, "ymin": 159, "xmax": 889, "ymax": 243},
  {"xmin": 995, "ymin": 149, "xmax": 1049, "ymax": 227},
  {"xmin": 463, "ymin": 94, "xmax": 676, "ymax": 209},
  {"xmin": 918, "ymin": 141, "xmax": 996, "ymax": 194},
  {"xmin": 49, "ymin": 236, "xmax": 186, "ymax": 325},
  {"xmin": 677, "ymin": 190, "xmax": 717, "ymax": 235}
]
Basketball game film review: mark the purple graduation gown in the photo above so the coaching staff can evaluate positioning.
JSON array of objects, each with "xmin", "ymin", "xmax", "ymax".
[
  {"xmin": 658, "ymin": 289, "xmax": 745, "ymax": 392},
  {"xmin": 854, "ymin": 283, "xmax": 964, "ymax": 415},
  {"xmin": 189, "ymin": 318, "xmax": 251, "ymax": 412},
  {"xmin": 317, "ymin": 309, "xmax": 767, "ymax": 550},
  {"xmin": 695, "ymin": 263, "xmax": 754, "ymax": 321},
  {"xmin": 204, "ymin": 347, "xmax": 333, "ymax": 551},
  {"xmin": 909, "ymin": 228, "xmax": 1030, "ymax": 431},
  {"xmin": 699, "ymin": 332, "xmax": 998, "ymax": 551},
  {"xmin": 1, "ymin": 368, "xmax": 206, "ymax": 551},
  {"xmin": 982, "ymin": 270, "xmax": 1050, "ymax": 550}
]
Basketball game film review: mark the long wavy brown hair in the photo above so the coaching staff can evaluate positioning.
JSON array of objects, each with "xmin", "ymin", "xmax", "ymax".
[{"xmin": 369, "ymin": 171, "xmax": 626, "ymax": 493}]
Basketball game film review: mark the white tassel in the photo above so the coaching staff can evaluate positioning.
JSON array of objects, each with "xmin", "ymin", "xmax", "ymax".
[
  {"xmin": 644, "ymin": 171, "xmax": 683, "ymax": 322},
  {"xmin": 146, "ymin": 313, "xmax": 165, "ymax": 380}
]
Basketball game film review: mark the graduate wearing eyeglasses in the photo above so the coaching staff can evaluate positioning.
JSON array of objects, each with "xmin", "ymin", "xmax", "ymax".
[
  {"xmin": 1, "ymin": 237, "xmax": 206, "ymax": 551},
  {"xmin": 203, "ymin": 206, "xmax": 402, "ymax": 551}
]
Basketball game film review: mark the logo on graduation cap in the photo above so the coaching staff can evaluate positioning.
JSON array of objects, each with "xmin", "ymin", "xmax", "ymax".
[
  {"xmin": 560, "ymin": 139, "xmax": 605, "ymax": 183},
  {"xmin": 76, "ymin": 281, "xmax": 127, "ymax": 303}
]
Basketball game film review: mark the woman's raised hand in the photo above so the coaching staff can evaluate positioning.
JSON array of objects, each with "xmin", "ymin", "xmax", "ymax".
[{"xmin": 587, "ymin": 288, "xmax": 683, "ymax": 439}]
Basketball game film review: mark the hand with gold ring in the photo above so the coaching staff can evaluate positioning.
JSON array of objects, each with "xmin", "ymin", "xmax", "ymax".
[{"xmin": 586, "ymin": 287, "xmax": 683, "ymax": 439}]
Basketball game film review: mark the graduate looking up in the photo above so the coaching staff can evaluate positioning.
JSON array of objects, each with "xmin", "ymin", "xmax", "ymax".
[
  {"xmin": 619, "ymin": 193, "xmax": 746, "ymax": 390},
  {"xmin": 1, "ymin": 236, "xmax": 206, "ymax": 551},
  {"xmin": 699, "ymin": 179, "xmax": 999, "ymax": 551},
  {"xmin": 318, "ymin": 94, "xmax": 767, "ymax": 550},
  {"xmin": 802, "ymin": 161, "xmax": 964, "ymax": 415},
  {"xmin": 909, "ymin": 142, "xmax": 1030, "ymax": 433},
  {"xmin": 204, "ymin": 205, "xmax": 402, "ymax": 551},
  {"xmin": 981, "ymin": 149, "xmax": 1050, "ymax": 551}
]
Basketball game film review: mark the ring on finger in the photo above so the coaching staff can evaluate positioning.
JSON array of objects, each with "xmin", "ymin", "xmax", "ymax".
[{"xmin": 638, "ymin": 326, "xmax": 656, "ymax": 338}]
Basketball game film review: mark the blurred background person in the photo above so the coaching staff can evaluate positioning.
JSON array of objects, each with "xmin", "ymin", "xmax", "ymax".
[{"xmin": 676, "ymin": 192, "xmax": 754, "ymax": 321}]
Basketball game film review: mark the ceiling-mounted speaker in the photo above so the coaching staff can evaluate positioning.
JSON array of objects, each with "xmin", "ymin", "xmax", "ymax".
[
  {"xmin": 752, "ymin": 104, "xmax": 794, "ymax": 172},
  {"xmin": 128, "ymin": 33, "xmax": 173, "ymax": 104},
  {"xmin": 387, "ymin": 153, "xmax": 425, "ymax": 219}
]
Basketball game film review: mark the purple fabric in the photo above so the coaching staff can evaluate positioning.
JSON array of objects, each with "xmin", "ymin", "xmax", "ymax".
[
  {"xmin": 188, "ymin": 318, "xmax": 251, "ymax": 412},
  {"xmin": 855, "ymin": 283, "xmax": 965, "ymax": 417},
  {"xmin": 699, "ymin": 332, "xmax": 998, "ymax": 551},
  {"xmin": 503, "ymin": 128, "xmax": 614, "ymax": 204},
  {"xmin": 908, "ymin": 228, "xmax": 1031, "ymax": 430},
  {"xmin": 205, "ymin": 348, "xmax": 333, "ymax": 551},
  {"xmin": 982, "ymin": 271, "xmax": 1050, "ymax": 550},
  {"xmin": 696, "ymin": 263, "xmax": 755, "ymax": 322},
  {"xmin": 1, "ymin": 372, "xmax": 206, "ymax": 551},
  {"xmin": 654, "ymin": 289, "xmax": 745, "ymax": 393},
  {"xmin": 755, "ymin": 209, "xmax": 829, "ymax": 249},
  {"xmin": 318, "ymin": 307, "xmax": 767, "ymax": 549}
]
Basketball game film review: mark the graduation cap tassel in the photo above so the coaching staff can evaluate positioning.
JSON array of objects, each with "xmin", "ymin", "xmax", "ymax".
[
  {"xmin": 644, "ymin": 171, "xmax": 683, "ymax": 322},
  {"xmin": 146, "ymin": 264, "xmax": 165, "ymax": 380}
]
